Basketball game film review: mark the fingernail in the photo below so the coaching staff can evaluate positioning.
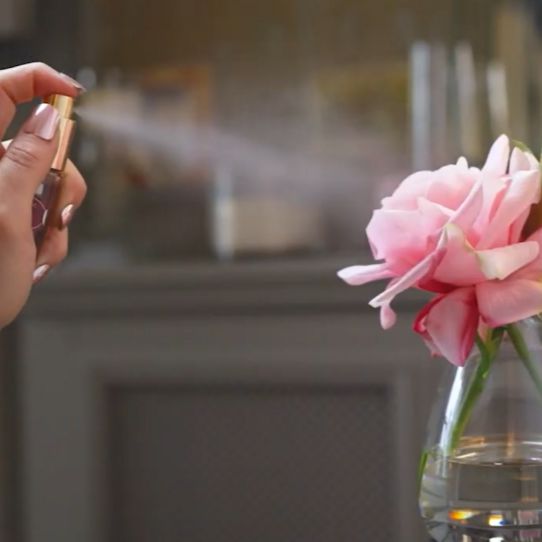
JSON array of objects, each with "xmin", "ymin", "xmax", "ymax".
[
  {"xmin": 24, "ymin": 104, "xmax": 60, "ymax": 141},
  {"xmin": 61, "ymin": 204, "xmax": 75, "ymax": 228},
  {"xmin": 59, "ymin": 73, "xmax": 87, "ymax": 94},
  {"xmin": 33, "ymin": 264, "xmax": 50, "ymax": 284}
]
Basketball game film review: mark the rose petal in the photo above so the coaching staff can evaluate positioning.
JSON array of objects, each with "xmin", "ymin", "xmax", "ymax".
[
  {"xmin": 509, "ymin": 207, "xmax": 531, "ymax": 244},
  {"xmin": 432, "ymin": 224, "xmax": 487, "ymax": 285},
  {"xmin": 477, "ymin": 278, "xmax": 542, "ymax": 327},
  {"xmin": 457, "ymin": 156, "xmax": 469, "ymax": 169},
  {"xmin": 380, "ymin": 302, "xmax": 397, "ymax": 330},
  {"xmin": 472, "ymin": 175, "xmax": 509, "ymax": 241},
  {"xmin": 415, "ymin": 288, "xmax": 479, "ymax": 366},
  {"xmin": 477, "ymin": 241, "xmax": 539, "ymax": 280},
  {"xmin": 513, "ymin": 228, "xmax": 542, "ymax": 279},
  {"xmin": 417, "ymin": 197, "xmax": 454, "ymax": 220},
  {"xmin": 337, "ymin": 264, "xmax": 394, "ymax": 286},
  {"xmin": 370, "ymin": 234, "xmax": 447, "ymax": 308},
  {"xmin": 416, "ymin": 277, "xmax": 454, "ymax": 294},
  {"xmin": 413, "ymin": 295, "xmax": 444, "ymax": 357},
  {"xmin": 477, "ymin": 169, "xmax": 541, "ymax": 249},
  {"xmin": 510, "ymin": 147, "xmax": 539, "ymax": 173},
  {"xmin": 426, "ymin": 165, "xmax": 478, "ymax": 211},
  {"xmin": 482, "ymin": 134, "xmax": 510, "ymax": 175},
  {"xmin": 366, "ymin": 209, "xmax": 428, "ymax": 266},
  {"xmin": 432, "ymin": 226, "xmax": 538, "ymax": 285},
  {"xmin": 381, "ymin": 170, "xmax": 432, "ymax": 210},
  {"xmin": 449, "ymin": 178, "xmax": 484, "ymax": 237}
]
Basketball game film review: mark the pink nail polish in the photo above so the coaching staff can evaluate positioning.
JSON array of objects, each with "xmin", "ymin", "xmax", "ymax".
[
  {"xmin": 24, "ymin": 104, "xmax": 60, "ymax": 141},
  {"xmin": 61, "ymin": 204, "xmax": 75, "ymax": 228},
  {"xmin": 33, "ymin": 264, "xmax": 50, "ymax": 284}
]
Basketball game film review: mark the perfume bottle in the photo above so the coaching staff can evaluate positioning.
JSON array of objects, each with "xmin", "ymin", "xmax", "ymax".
[{"xmin": 32, "ymin": 94, "xmax": 76, "ymax": 248}]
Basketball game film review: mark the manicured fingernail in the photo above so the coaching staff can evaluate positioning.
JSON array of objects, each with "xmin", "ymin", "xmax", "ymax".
[
  {"xmin": 59, "ymin": 73, "xmax": 87, "ymax": 94},
  {"xmin": 33, "ymin": 264, "xmax": 50, "ymax": 284},
  {"xmin": 61, "ymin": 204, "xmax": 75, "ymax": 228},
  {"xmin": 24, "ymin": 104, "xmax": 60, "ymax": 141}
]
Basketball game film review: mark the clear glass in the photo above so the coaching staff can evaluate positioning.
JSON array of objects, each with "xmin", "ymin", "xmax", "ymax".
[{"xmin": 419, "ymin": 318, "xmax": 542, "ymax": 541}]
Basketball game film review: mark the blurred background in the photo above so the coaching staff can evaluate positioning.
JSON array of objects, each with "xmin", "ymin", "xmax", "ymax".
[{"xmin": 0, "ymin": 0, "xmax": 539, "ymax": 540}]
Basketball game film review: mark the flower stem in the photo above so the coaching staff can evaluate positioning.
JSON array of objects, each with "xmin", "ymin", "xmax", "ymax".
[
  {"xmin": 448, "ymin": 331, "xmax": 500, "ymax": 453},
  {"xmin": 419, "ymin": 330, "xmax": 503, "ymax": 491},
  {"xmin": 506, "ymin": 323, "xmax": 542, "ymax": 399},
  {"xmin": 417, "ymin": 448, "xmax": 429, "ymax": 492}
]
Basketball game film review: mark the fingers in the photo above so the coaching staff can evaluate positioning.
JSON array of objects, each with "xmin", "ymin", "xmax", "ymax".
[
  {"xmin": 51, "ymin": 160, "xmax": 87, "ymax": 229},
  {"xmin": 0, "ymin": 62, "xmax": 83, "ymax": 141},
  {"xmin": 34, "ymin": 227, "xmax": 68, "ymax": 284},
  {"xmin": 34, "ymin": 160, "xmax": 87, "ymax": 281},
  {"xmin": 33, "ymin": 160, "xmax": 86, "ymax": 282},
  {"xmin": 0, "ymin": 104, "xmax": 60, "ymax": 211}
]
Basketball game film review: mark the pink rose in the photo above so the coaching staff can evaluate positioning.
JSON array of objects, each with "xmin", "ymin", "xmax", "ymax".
[{"xmin": 339, "ymin": 135, "xmax": 542, "ymax": 366}]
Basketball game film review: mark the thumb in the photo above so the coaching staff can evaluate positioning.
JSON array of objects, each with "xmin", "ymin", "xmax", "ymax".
[{"xmin": 0, "ymin": 104, "xmax": 60, "ymax": 204}]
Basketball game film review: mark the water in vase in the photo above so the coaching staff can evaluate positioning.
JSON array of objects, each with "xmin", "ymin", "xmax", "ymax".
[{"xmin": 420, "ymin": 438, "xmax": 542, "ymax": 541}]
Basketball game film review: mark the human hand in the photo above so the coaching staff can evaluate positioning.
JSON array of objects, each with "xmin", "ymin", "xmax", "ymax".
[{"xmin": 0, "ymin": 63, "xmax": 87, "ymax": 327}]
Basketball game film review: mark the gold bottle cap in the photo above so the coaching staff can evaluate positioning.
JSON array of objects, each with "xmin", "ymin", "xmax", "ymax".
[
  {"xmin": 45, "ymin": 94, "xmax": 74, "ymax": 118},
  {"xmin": 44, "ymin": 94, "xmax": 76, "ymax": 172}
]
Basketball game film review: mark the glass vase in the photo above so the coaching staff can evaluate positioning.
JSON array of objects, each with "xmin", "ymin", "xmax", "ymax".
[{"xmin": 419, "ymin": 318, "xmax": 542, "ymax": 542}]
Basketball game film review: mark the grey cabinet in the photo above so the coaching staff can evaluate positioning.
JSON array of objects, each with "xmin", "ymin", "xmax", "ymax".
[{"xmin": 16, "ymin": 258, "xmax": 441, "ymax": 542}]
